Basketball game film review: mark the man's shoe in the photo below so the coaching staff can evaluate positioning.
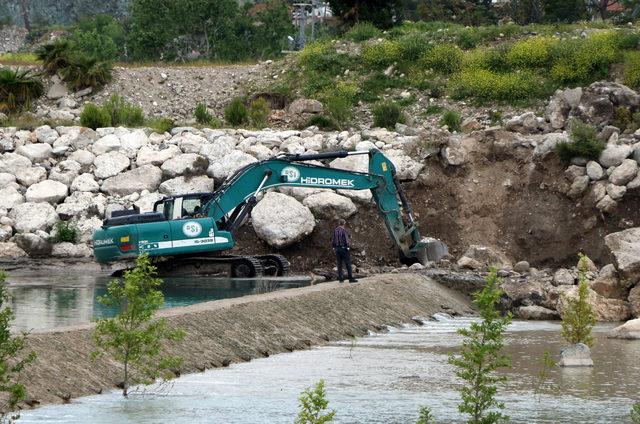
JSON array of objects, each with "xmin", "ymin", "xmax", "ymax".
[
  {"xmin": 348, "ymin": 279, "xmax": 358, "ymax": 283},
  {"xmin": 338, "ymin": 280, "xmax": 345, "ymax": 283}
]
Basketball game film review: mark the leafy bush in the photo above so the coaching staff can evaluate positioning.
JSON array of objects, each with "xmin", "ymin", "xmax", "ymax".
[
  {"xmin": 416, "ymin": 406, "xmax": 436, "ymax": 424},
  {"xmin": 363, "ymin": 40, "xmax": 402, "ymax": 68},
  {"xmin": 306, "ymin": 115, "xmax": 337, "ymax": 131},
  {"xmin": 35, "ymin": 40, "xmax": 73, "ymax": 74},
  {"xmin": 51, "ymin": 222, "xmax": 78, "ymax": 243},
  {"xmin": 147, "ymin": 117, "xmax": 174, "ymax": 134},
  {"xmin": 373, "ymin": 101, "xmax": 405, "ymax": 129},
  {"xmin": 506, "ymin": 36, "xmax": 557, "ymax": 69},
  {"xmin": 556, "ymin": 120, "xmax": 605, "ymax": 163},
  {"xmin": 60, "ymin": 55, "xmax": 113, "ymax": 91},
  {"xmin": 449, "ymin": 269, "xmax": 511, "ymax": 424},
  {"xmin": 103, "ymin": 95, "xmax": 144, "ymax": 127},
  {"xmin": 631, "ymin": 402, "xmax": 640, "ymax": 424},
  {"xmin": 421, "ymin": 44, "xmax": 463, "ymax": 74},
  {"xmin": 358, "ymin": 73, "xmax": 403, "ymax": 102},
  {"xmin": 194, "ymin": 102, "xmax": 214, "ymax": 125},
  {"xmin": 397, "ymin": 32, "xmax": 432, "ymax": 62},
  {"xmin": 80, "ymin": 104, "xmax": 111, "ymax": 130},
  {"xmin": 560, "ymin": 254, "xmax": 597, "ymax": 347},
  {"xmin": 550, "ymin": 32, "xmax": 617, "ymax": 85},
  {"xmin": 344, "ymin": 22, "xmax": 381, "ymax": 42},
  {"xmin": 624, "ymin": 51, "xmax": 640, "ymax": 89},
  {"xmin": 0, "ymin": 68, "xmax": 44, "ymax": 113},
  {"xmin": 440, "ymin": 110, "xmax": 461, "ymax": 132},
  {"xmin": 324, "ymin": 95, "xmax": 352, "ymax": 127},
  {"xmin": 68, "ymin": 15, "xmax": 125, "ymax": 62},
  {"xmin": 249, "ymin": 97, "xmax": 270, "ymax": 128},
  {"xmin": 299, "ymin": 41, "xmax": 352, "ymax": 75},
  {"xmin": 450, "ymin": 69, "xmax": 540, "ymax": 102},
  {"xmin": 224, "ymin": 97, "xmax": 248, "ymax": 126},
  {"xmin": 295, "ymin": 379, "xmax": 335, "ymax": 424},
  {"xmin": 425, "ymin": 105, "xmax": 443, "ymax": 115}
]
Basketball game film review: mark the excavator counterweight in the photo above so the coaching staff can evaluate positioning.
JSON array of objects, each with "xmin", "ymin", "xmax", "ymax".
[{"xmin": 93, "ymin": 149, "xmax": 447, "ymax": 276}]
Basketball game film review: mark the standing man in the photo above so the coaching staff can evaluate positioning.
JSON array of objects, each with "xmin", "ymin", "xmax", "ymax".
[{"xmin": 331, "ymin": 219, "xmax": 358, "ymax": 283}]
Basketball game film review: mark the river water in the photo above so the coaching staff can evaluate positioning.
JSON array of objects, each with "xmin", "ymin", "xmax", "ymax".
[
  {"xmin": 18, "ymin": 317, "xmax": 639, "ymax": 423},
  {"xmin": 5, "ymin": 270, "xmax": 311, "ymax": 331}
]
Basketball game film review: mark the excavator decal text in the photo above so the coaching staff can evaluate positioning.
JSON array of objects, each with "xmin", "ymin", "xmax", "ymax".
[{"xmin": 299, "ymin": 177, "xmax": 355, "ymax": 188}]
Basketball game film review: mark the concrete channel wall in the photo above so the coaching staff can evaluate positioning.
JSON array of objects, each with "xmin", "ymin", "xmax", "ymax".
[{"xmin": 23, "ymin": 274, "xmax": 472, "ymax": 408}]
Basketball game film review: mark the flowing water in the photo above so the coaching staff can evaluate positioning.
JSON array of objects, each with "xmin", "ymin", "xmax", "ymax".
[
  {"xmin": 18, "ymin": 317, "xmax": 640, "ymax": 423},
  {"xmin": 5, "ymin": 270, "xmax": 311, "ymax": 331}
]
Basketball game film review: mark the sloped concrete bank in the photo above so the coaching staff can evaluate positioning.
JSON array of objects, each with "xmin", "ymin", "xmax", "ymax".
[{"xmin": 22, "ymin": 274, "xmax": 471, "ymax": 408}]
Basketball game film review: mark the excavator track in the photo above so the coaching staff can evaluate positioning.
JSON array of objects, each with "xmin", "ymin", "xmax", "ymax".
[
  {"xmin": 253, "ymin": 254, "xmax": 290, "ymax": 277},
  {"xmin": 112, "ymin": 255, "xmax": 266, "ymax": 278}
]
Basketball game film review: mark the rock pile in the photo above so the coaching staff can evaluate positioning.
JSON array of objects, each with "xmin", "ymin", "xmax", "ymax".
[{"xmin": 0, "ymin": 124, "xmax": 427, "ymax": 258}]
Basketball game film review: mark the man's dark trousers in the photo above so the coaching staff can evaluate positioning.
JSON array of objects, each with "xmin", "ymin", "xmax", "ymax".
[{"xmin": 335, "ymin": 246, "xmax": 354, "ymax": 282}]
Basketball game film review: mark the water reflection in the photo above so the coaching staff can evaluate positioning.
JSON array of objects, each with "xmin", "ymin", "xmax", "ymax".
[{"xmin": 5, "ymin": 271, "xmax": 310, "ymax": 331}]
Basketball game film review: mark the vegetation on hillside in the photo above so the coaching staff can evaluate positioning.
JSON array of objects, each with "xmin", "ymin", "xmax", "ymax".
[
  {"xmin": 0, "ymin": 67, "xmax": 44, "ymax": 114},
  {"xmin": 295, "ymin": 379, "xmax": 336, "ymax": 424},
  {"xmin": 560, "ymin": 254, "xmax": 597, "ymax": 347}
]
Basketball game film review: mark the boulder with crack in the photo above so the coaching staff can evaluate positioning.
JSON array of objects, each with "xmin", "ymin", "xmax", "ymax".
[
  {"xmin": 251, "ymin": 192, "xmax": 315, "ymax": 248},
  {"xmin": 9, "ymin": 202, "xmax": 58, "ymax": 233}
]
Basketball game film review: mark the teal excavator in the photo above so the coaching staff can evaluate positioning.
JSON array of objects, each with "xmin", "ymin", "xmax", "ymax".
[{"xmin": 93, "ymin": 149, "xmax": 446, "ymax": 277}]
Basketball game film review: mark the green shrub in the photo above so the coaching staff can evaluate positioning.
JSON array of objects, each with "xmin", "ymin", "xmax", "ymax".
[
  {"xmin": 489, "ymin": 110, "xmax": 503, "ymax": 125},
  {"xmin": 560, "ymin": 254, "xmax": 597, "ymax": 347},
  {"xmin": 373, "ymin": 101, "xmax": 405, "ymax": 129},
  {"xmin": 35, "ymin": 40, "xmax": 73, "ymax": 74},
  {"xmin": 299, "ymin": 41, "xmax": 352, "ymax": 75},
  {"xmin": 624, "ymin": 51, "xmax": 640, "ymax": 89},
  {"xmin": 59, "ymin": 55, "xmax": 112, "ymax": 91},
  {"xmin": 397, "ymin": 32, "xmax": 432, "ymax": 61},
  {"xmin": 421, "ymin": 44, "xmax": 463, "ymax": 74},
  {"xmin": 556, "ymin": 120, "xmax": 605, "ymax": 163},
  {"xmin": 194, "ymin": 102, "xmax": 214, "ymax": 125},
  {"xmin": 344, "ymin": 22, "xmax": 381, "ymax": 42},
  {"xmin": 294, "ymin": 379, "xmax": 335, "ymax": 424},
  {"xmin": 550, "ymin": 32, "xmax": 617, "ymax": 85},
  {"xmin": 249, "ymin": 97, "xmax": 270, "ymax": 128},
  {"xmin": 416, "ymin": 406, "xmax": 436, "ymax": 424},
  {"xmin": 306, "ymin": 115, "xmax": 337, "ymax": 131},
  {"xmin": 147, "ymin": 117, "xmax": 174, "ymax": 134},
  {"xmin": 631, "ymin": 402, "xmax": 640, "ymax": 424},
  {"xmin": 224, "ymin": 97, "xmax": 248, "ymax": 126},
  {"xmin": 103, "ymin": 95, "xmax": 144, "ymax": 127},
  {"xmin": 68, "ymin": 15, "xmax": 125, "ymax": 62},
  {"xmin": 612, "ymin": 107, "xmax": 633, "ymax": 131},
  {"xmin": 506, "ymin": 36, "xmax": 557, "ymax": 69},
  {"xmin": 324, "ymin": 95, "xmax": 352, "ymax": 126},
  {"xmin": 80, "ymin": 103, "xmax": 111, "ymax": 130},
  {"xmin": 425, "ymin": 105, "xmax": 443, "ymax": 115},
  {"xmin": 450, "ymin": 69, "xmax": 540, "ymax": 102},
  {"xmin": 358, "ymin": 73, "xmax": 403, "ymax": 102},
  {"xmin": 457, "ymin": 28, "xmax": 482, "ymax": 49},
  {"xmin": 440, "ymin": 110, "xmax": 461, "ymax": 132},
  {"xmin": 0, "ymin": 68, "xmax": 44, "ymax": 114},
  {"xmin": 51, "ymin": 222, "xmax": 78, "ymax": 243},
  {"xmin": 363, "ymin": 40, "xmax": 402, "ymax": 68}
]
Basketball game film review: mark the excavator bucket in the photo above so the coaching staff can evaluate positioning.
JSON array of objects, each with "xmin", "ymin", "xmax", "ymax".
[{"xmin": 408, "ymin": 237, "xmax": 449, "ymax": 265}]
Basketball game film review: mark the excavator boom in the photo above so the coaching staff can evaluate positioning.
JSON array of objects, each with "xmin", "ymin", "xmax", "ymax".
[{"xmin": 93, "ymin": 149, "xmax": 445, "ymax": 274}]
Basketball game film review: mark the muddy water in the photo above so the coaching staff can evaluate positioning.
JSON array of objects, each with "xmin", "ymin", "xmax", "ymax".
[
  {"xmin": 5, "ymin": 271, "xmax": 310, "ymax": 331},
  {"xmin": 19, "ymin": 317, "xmax": 639, "ymax": 423}
]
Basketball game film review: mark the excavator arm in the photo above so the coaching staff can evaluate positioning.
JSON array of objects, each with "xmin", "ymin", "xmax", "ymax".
[{"xmin": 204, "ymin": 149, "xmax": 435, "ymax": 264}]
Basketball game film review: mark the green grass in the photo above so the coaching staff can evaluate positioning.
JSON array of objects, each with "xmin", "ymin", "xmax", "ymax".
[
  {"xmin": 0, "ymin": 52, "xmax": 40, "ymax": 65},
  {"xmin": 373, "ymin": 101, "xmax": 405, "ymax": 130},
  {"xmin": 440, "ymin": 110, "xmax": 462, "ymax": 132},
  {"xmin": 0, "ymin": 68, "xmax": 44, "ymax": 114},
  {"xmin": 556, "ymin": 120, "xmax": 605, "ymax": 163}
]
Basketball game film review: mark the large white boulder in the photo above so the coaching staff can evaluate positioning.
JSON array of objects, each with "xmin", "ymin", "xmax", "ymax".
[
  {"xmin": 119, "ymin": 129, "xmax": 149, "ymax": 158},
  {"xmin": 0, "ymin": 153, "xmax": 31, "ymax": 174},
  {"xmin": 608, "ymin": 318, "xmax": 640, "ymax": 340},
  {"xmin": 173, "ymin": 132, "xmax": 208, "ymax": 153},
  {"xmin": 9, "ymin": 202, "xmax": 58, "ymax": 233},
  {"xmin": 200, "ymin": 137, "xmax": 235, "ymax": 161},
  {"xmin": 136, "ymin": 145, "xmax": 181, "ymax": 166},
  {"xmin": 134, "ymin": 192, "xmax": 164, "ymax": 213},
  {"xmin": 25, "ymin": 180, "xmax": 68, "ymax": 204},
  {"xmin": 15, "ymin": 143, "xmax": 53, "ymax": 163},
  {"xmin": 15, "ymin": 233, "xmax": 52, "ymax": 257},
  {"xmin": 91, "ymin": 134, "xmax": 121, "ymax": 155},
  {"xmin": 599, "ymin": 144, "xmax": 633, "ymax": 168},
  {"xmin": 51, "ymin": 242, "xmax": 92, "ymax": 258},
  {"xmin": 251, "ymin": 192, "xmax": 315, "ymax": 248},
  {"xmin": 302, "ymin": 192, "xmax": 357, "ymax": 219},
  {"xmin": 73, "ymin": 216, "xmax": 103, "ymax": 243},
  {"xmin": 71, "ymin": 173, "xmax": 99, "ymax": 193},
  {"xmin": 0, "ymin": 187, "xmax": 24, "ymax": 210},
  {"xmin": 94, "ymin": 152, "xmax": 131, "ymax": 179},
  {"xmin": 330, "ymin": 155, "xmax": 368, "ymax": 173},
  {"xmin": 605, "ymin": 228, "xmax": 640, "ymax": 282},
  {"xmin": 14, "ymin": 166, "xmax": 47, "ymax": 187},
  {"xmin": 609, "ymin": 159, "xmax": 638, "ymax": 186},
  {"xmin": 35, "ymin": 125, "xmax": 59, "ymax": 145},
  {"xmin": 207, "ymin": 150, "xmax": 258, "ymax": 182},
  {"xmin": 101, "ymin": 165, "xmax": 162, "ymax": 196},
  {"xmin": 56, "ymin": 192, "xmax": 107, "ymax": 220},
  {"xmin": 159, "ymin": 176, "xmax": 214, "ymax": 196},
  {"xmin": 49, "ymin": 159, "xmax": 82, "ymax": 186},
  {"xmin": 161, "ymin": 153, "xmax": 208, "ymax": 177},
  {"xmin": 0, "ymin": 242, "xmax": 27, "ymax": 258},
  {"xmin": 69, "ymin": 149, "xmax": 96, "ymax": 171},
  {"xmin": 385, "ymin": 149, "xmax": 424, "ymax": 180},
  {"xmin": 337, "ymin": 188, "xmax": 373, "ymax": 203}
]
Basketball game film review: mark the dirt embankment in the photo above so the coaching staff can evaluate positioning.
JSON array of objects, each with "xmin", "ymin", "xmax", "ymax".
[
  {"xmin": 22, "ymin": 274, "xmax": 471, "ymax": 408},
  {"xmin": 234, "ymin": 138, "xmax": 639, "ymax": 272}
]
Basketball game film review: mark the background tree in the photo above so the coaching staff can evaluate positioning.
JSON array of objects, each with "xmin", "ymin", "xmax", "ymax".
[
  {"xmin": 416, "ymin": 0, "xmax": 497, "ymax": 25},
  {"xmin": 448, "ymin": 269, "xmax": 512, "ymax": 424},
  {"xmin": 543, "ymin": 0, "xmax": 588, "ymax": 22},
  {"xmin": 510, "ymin": 0, "xmax": 543, "ymax": 24},
  {"xmin": 18, "ymin": 0, "xmax": 29, "ymax": 32},
  {"xmin": 295, "ymin": 379, "xmax": 336, "ymax": 424},
  {"xmin": 0, "ymin": 270, "xmax": 36, "ymax": 424},
  {"xmin": 92, "ymin": 254, "xmax": 185, "ymax": 397},
  {"xmin": 327, "ymin": 0, "xmax": 405, "ymax": 29},
  {"xmin": 560, "ymin": 254, "xmax": 596, "ymax": 347}
]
